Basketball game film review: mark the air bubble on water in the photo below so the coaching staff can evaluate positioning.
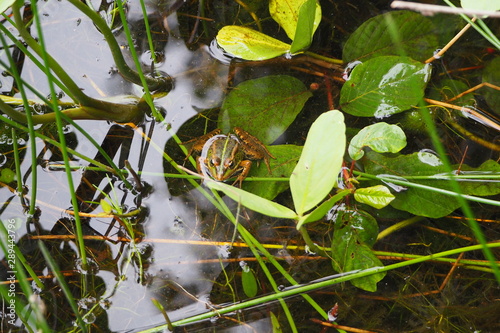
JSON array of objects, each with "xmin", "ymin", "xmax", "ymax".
[
  {"xmin": 78, "ymin": 296, "xmax": 96, "ymax": 310},
  {"xmin": 100, "ymin": 299, "xmax": 111, "ymax": 310},
  {"xmin": 31, "ymin": 280, "xmax": 43, "ymax": 293},
  {"xmin": 75, "ymin": 257, "xmax": 99, "ymax": 275},
  {"xmin": 342, "ymin": 60, "xmax": 362, "ymax": 81},
  {"xmin": 417, "ymin": 149, "xmax": 442, "ymax": 166},
  {"xmin": 83, "ymin": 313, "xmax": 96, "ymax": 324},
  {"xmin": 207, "ymin": 39, "xmax": 234, "ymax": 65},
  {"xmin": 62, "ymin": 125, "xmax": 73, "ymax": 134}
]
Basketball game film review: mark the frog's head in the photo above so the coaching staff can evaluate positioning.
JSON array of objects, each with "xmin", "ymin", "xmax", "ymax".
[{"xmin": 204, "ymin": 135, "xmax": 243, "ymax": 181}]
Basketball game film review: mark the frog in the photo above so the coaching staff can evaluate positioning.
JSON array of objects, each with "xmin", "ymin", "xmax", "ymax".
[{"xmin": 182, "ymin": 127, "xmax": 276, "ymax": 187}]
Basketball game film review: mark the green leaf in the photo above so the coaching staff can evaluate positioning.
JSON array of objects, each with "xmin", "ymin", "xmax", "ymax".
[
  {"xmin": 289, "ymin": 0, "xmax": 319, "ymax": 54},
  {"xmin": 219, "ymin": 75, "xmax": 312, "ymax": 144},
  {"xmin": 270, "ymin": 312, "xmax": 282, "ymax": 333},
  {"xmin": 0, "ymin": 0, "xmax": 14, "ymax": 15},
  {"xmin": 354, "ymin": 185, "xmax": 395, "ymax": 209},
  {"xmin": 482, "ymin": 57, "xmax": 500, "ymax": 115},
  {"xmin": 0, "ymin": 168, "xmax": 15, "ymax": 183},
  {"xmin": 241, "ymin": 262, "xmax": 258, "ymax": 298},
  {"xmin": 269, "ymin": 0, "xmax": 321, "ymax": 42},
  {"xmin": 290, "ymin": 110, "xmax": 346, "ymax": 216},
  {"xmin": 342, "ymin": 11, "xmax": 438, "ymax": 63},
  {"xmin": 461, "ymin": 0, "xmax": 500, "ymax": 11},
  {"xmin": 348, "ymin": 122, "xmax": 407, "ymax": 160},
  {"xmin": 207, "ymin": 180, "xmax": 298, "ymax": 219},
  {"xmin": 297, "ymin": 189, "xmax": 351, "ymax": 229},
  {"xmin": 331, "ymin": 209, "xmax": 385, "ymax": 291},
  {"xmin": 100, "ymin": 199, "xmax": 113, "ymax": 214},
  {"xmin": 364, "ymin": 152, "xmax": 500, "ymax": 218},
  {"xmin": 340, "ymin": 56, "xmax": 431, "ymax": 118},
  {"xmin": 216, "ymin": 26, "xmax": 290, "ymax": 61},
  {"xmin": 242, "ymin": 145, "xmax": 302, "ymax": 200}
]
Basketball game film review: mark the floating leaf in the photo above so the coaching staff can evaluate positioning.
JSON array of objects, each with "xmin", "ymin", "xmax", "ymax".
[
  {"xmin": 289, "ymin": 0, "xmax": 319, "ymax": 54},
  {"xmin": 340, "ymin": 56, "xmax": 431, "ymax": 118},
  {"xmin": 290, "ymin": 110, "xmax": 346, "ymax": 216},
  {"xmin": 0, "ymin": 168, "xmax": 15, "ymax": 183},
  {"xmin": 100, "ymin": 199, "xmax": 113, "ymax": 214},
  {"xmin": 241, "ymin": 262, "xmax": 258, "ymax": 298},
  {"xmin": 243, "ymin": 145, "xmax": 302, "ymax": 200},
  {"xmin": 216, "ymin": 25, "xmax": 290, "ymax": 61},
  {"xmin": 482, "ymin": 57, "xmax": 500, "ymax": 115},
  {"xmin": 331, "ymin": 209, "xmax": 385, "ymax": 291},
  {"xmin": 207, "ymin": 180, "xmax": 298, "ymax": 219},
  {"xmin": 219, "ymin": 75, "xmax": 312, "ymax": 144},
  {"xmin": 349, "ymin": 122, "xmax": 406, "ymax": 160},
  {"xmin": 343, "ymin": 11, "xmax": 438, "ymax": 63},
  {"xmin": 354, "ymin": 185, "xmax": 395, "ymax": 209},
  {"xmin": 461, "ymin": 0, "xmax": 500, "ymax": 11},
  {"xmin": 364, "ymin": 152, "xmax": 500, "ymax": 218},
  {"xmin": 269, "ymin": 0, "xmax": 321, "ymax": 42},
  {"xmin": 0, "ymin": 0, "xmax": 14, "ymax": 15}
]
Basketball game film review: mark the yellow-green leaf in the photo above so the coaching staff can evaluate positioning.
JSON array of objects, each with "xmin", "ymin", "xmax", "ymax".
[
  {"xmin": 270, "ymin": 0, "xmax": 321, "ymax": 41},
  {"xmin": 290, "ymin": 110, "xmax": 346, "ymax": 216},
  {"xmin": 354, "ymin": 185, "xmax": 395, "ymax": 209},
  {"xmin": 216, "ymin": 26, "xmax": 290, "ymax": 61}
]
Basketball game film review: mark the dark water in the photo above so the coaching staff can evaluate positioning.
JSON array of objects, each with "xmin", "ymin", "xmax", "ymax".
[{"xmin": 1, "ymin": 0, "xmax": 499, "ymax": 332}]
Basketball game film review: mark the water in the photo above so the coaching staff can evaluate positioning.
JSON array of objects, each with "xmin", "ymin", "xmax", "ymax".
[{"xmin": 1, "ymin": 0, "xmax": 499, "ymax": 332}]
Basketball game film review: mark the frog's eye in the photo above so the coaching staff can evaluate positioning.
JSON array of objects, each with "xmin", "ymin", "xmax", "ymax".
[
  {"xmin": 225, "ymin": 159, "xmax": 233, "ymax": 168},
  {"xmin": 210, "ymin": 157, "xmax": 221, "ymax": 167}
]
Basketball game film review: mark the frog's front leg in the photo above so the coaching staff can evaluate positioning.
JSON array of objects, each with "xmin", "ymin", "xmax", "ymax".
[
  {"xmin": 182, "ymin": 128, "xmax": 222, "ymax": 159},
  {"xmin": 232, "ymin": 160, "xmax": 252, "ymax": 187}
]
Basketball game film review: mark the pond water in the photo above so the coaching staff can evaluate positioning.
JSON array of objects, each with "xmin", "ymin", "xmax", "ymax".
[{"xmin": 1, "ymin": 0, "xmax": 499, "ymax": 332}]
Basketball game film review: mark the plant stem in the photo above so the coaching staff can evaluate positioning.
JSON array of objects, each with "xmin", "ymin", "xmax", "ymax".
[
  {"xmin": 304, "ymin": 51, "xmax": 343, "ymax": 64},
  {"xmin": 299, "ymin": 226, "xmax": 328, "ymax": 257},
  {"xmin": 28, "ymin": 0, "xmax": 88, "ymax": 268},
  {"xmin": 9, "ymin": 2, "xmax": 154, "ymax": 123},
  {"xmin": 138, "ymin": 242, "xmax": 500, "ymax": 331},
  {"xmin": 67, "ymin": 0, "xmax": 173, "ymax": 92},
  {"xmin": 377, "ymin": 216, "xmax": 425, "ymax": 240},
  {"xmin": 11, "ymin": 2, "xmax": 93, "ymax": 105}
]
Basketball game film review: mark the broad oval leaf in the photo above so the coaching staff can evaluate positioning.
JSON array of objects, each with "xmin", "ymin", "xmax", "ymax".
[
  {"xmin": 340, "ymin": 56, "xmax": 431, "ymax": 118},
  {"xmin": 348, "ymin": 122, "xmax": 407, "ymax": 160},
  {"xmin": 241, "ymin": 263, "xmax": 258, "ymax": 298},
  {"xmin": 353, "ymin": 185, "xmax": 395, "ymax": 209},
  {"xmin": 207, "ymin": 180, "xmax": 298, "ymax": 219},
  {"xmin": 461, "ymin": 0, "xmax": 500, "ymax": 11},
  {"xmin": 270, "ymin": 0, "xmax": 321, "ymax": 42},
  {"xmin": 216, "ymin": 25, "xmax": 290, "ymax": 61},
  {"xmin": 330, "ymin": 209, "xmax": 385, "ymax": 291},
  {"xmin": 0, "ymin": 0, "xmax": 14, "ymax": 14},
  {"xmin": 290, "ymin": 110, "xmax": 346, "ymax": 216},
  {"xmin": 219, "ymin": 75, "xmax": 312, "ymax": 144},
  {"xmin": 100, "ymin": 199, "xmax": 113, "ymax": 214},
  {"xmin": 343, "ymin": 11, "xmax": 438, "ymax": 63},
  {"xmin": 482, "ymin": 57, "xmax": 500, "ymax": 115},
  {"xmin": 0, "ymin": 168, "xmax": 15, "ymax": 183},
  {"xmin": 289, "ymin": 0, "xmax": 319, "ymax": 54}
]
